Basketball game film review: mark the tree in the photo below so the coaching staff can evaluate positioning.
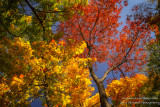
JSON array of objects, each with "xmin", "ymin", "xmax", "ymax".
[
  {"xmin": 1, "ymin": 0, "xmax": 159, "ymax": 106},
  {"xmin": 0, "ymin": 0, "xmax": 88, "ymax": 41},
  {"xmin": 0, "ymin": 37, "xmax": 95, "ymax": 107},
  {"xmin": 58, "ymin": 0, "xmax": 156, "ymax": 106},
  {"xmin": 133, "ymin": 1, "xmax": 160, "ymax": 105}
]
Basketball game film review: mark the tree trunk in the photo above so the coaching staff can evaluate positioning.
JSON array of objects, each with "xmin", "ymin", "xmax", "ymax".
[
  {"xmin": 88, "ymin": 65, "xmax": 110, "ymax": 107},
  {"xmin": 97, "ymin": 81, "xmax": 111, "ymax": 107}
]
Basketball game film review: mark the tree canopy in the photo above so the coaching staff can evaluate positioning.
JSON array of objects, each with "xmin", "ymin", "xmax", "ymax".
[{"xmin": 0, "ymin": 0, "xmax": 159, "ymax": 107}]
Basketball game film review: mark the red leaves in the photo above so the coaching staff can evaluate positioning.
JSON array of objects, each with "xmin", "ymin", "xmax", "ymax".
[
  {"xmin": 58, "ymin": 0, "xmax": 153, "ymax": 80},
  {"xmin": 124, "ymin": 0, "xmax": 128, "ymax": 6},
  {"xmin": 59, "ymin": 0, "xmax": 123, "ymax": 62}
]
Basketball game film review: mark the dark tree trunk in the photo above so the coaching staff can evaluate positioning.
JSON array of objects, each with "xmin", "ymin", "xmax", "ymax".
[
  {"xmin": 97, "ymin": 81, "xmax": 111, "ymax": 107},
  {"xmin": 88, "ymin": 65, "xmax": 110, "ymax": 107}
]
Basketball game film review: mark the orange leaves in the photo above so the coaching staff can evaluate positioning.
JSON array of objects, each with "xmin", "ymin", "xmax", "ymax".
[
  {"xmin": 20, "ymin": 74, "xmax": 24, "ymax": 79},
  {"xmin": 0, "ymin": 36, "xmax": 95, "ymax": 106},
  {"xmin": 25, "ymin": 16, "xmax": 32, "ymax": 24},
  {"xmin": 149, "ymin": 24, "xmax": 160, "ymax": 35},
  {"xmin": 59, "ymin": 40, "xmax": 65, "ymax": 46},
  {"xmin": 135, "ymin": 51, "xmax": 140, "ymax": 56},
  {"xmin": 51, "ymin": 39, "xmax": 55, "ymax": 43}
]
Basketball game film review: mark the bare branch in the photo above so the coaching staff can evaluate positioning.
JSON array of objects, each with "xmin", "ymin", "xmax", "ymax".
[
  {"xmin": 44, "ymin": 74, "xmax": 50, "ymax": 107},
  {"xmin": 118, "ymin": 67, "xmax": 125, "ymax": 77},
  {"xmin": 112, "ymin": 70, "xmax": 116, "ymax": 79},
  {"xmin": 100, "ymin": 60, "xmax": 126, "ymax": 82}
]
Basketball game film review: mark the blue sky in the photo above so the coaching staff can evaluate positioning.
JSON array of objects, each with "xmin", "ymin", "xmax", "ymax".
[{"xmin": 31, "ymin": 0, "xmax": 147, "ymax": 106}]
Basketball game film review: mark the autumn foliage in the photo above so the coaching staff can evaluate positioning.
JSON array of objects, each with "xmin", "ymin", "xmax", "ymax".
[
  {"xmin": 59, "ymin": 0, "xmax": 153, "ymax": 77},
  {"xmin": 0, "ymin": 0, "xmax": 159, "ymax": 107},
  {"xmin": 0, "ymin": 37, "xmax": 94, "ymax": 106}
]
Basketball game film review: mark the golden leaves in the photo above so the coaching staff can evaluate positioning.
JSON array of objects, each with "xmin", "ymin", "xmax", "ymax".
[
  {"xmin": 106, "ymin": 74, "xmax": 148, "ymax": 105},
  {"xmin": 0, "ymin": 37, "xmax": 93, "ymax": 106}
]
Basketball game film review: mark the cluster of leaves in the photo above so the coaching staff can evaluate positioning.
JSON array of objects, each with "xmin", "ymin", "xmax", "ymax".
[
  {"xmin": 0, "ymin": 37, "xmax": 95, "ymax": 106},
  {"xmin": 106, "ymin": 74, "xmax": 147, "ymax": 106}
]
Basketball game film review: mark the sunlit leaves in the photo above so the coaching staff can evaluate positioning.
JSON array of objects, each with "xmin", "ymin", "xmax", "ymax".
[
  {"xmin": 0, "ymin": 37, "xmax": 94, "ymax": 106},
  {"xmin": 106, "ymin": 74, "xmax": 148, "ymax": 106}
]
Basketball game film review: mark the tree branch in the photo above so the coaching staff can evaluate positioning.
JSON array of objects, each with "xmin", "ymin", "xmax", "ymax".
[
  {"xmin": 36, "ymin": 10, "xmax": 69, "ymax": 13},
  {"xmin": 112, "ymin": 70, "xmax": 116, "ymax": 79},
  {"xmin": 88, "ymin": 63, "xmax": 100, "ymax": 84},
  {"xmin": 44, "ymin": 74, "xmax": 50, "ymax": 107},
  {"xmin": 100, "ymin": 60, "xmax": 126, "ymax": 82},
  {"xmin": 24, "ymin": 0, "xmax": 45, "ymax": 39},
  {"xmin": 118, "ymin": 67, "xmax": 125, "ymax": 77},
  {"xmin": 100, "ymin": 31, "xmax": 140, "ymax": 82},
  {"xmin": 89, "ymin": 8, "xmax": 101, "ymax": 45}
]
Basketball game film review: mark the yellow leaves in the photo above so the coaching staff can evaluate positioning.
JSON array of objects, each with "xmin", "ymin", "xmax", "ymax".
[
  {"xmin": 54, "ymin": 65, "xmax": 62, "ymax": 74},
  {"xmin": 8, "ymin": 37, "xmax": 33, "ymax": 60},
  {"xmin": 20, "ymin": 15, "xmax": 32, "ymax": 24},
  {"xmin": 11, "ymin": 76, "xmax": 24, "ymax": 86},
  {"xmin": 74, "ymin": 41, "xmax": 87, "ymax": 55},
  {"xmin": 85, "ymin": 78, "xmax": 92, "ymax": 85},
  {"xmin": 106, "ymin": 74, "xmax": 148, "ymax": 105},
  {"xmin": 25, "ymin": 16, "xmax": 32, "ymax": 24},
  {"xmin": 0, "ymin": 83, "xmax": 9, "ymax": 96},
  {"xmin": 0, "ymin": 37, "xmax": 95, "ymax": 106},
  {"xmin": 10, "ymin": 24, "xmax": 15, "ymax": 29},
  {"xmin": 54, "ymin": 7, "xmax": 59, "ymax": 11},
  {"xmin": 61, "ymin": 94, "xmax": 71, "ymax": 106},
  {"xmin": 84, "ymin": 93, "xmax": 100, "ymax": 107}
]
